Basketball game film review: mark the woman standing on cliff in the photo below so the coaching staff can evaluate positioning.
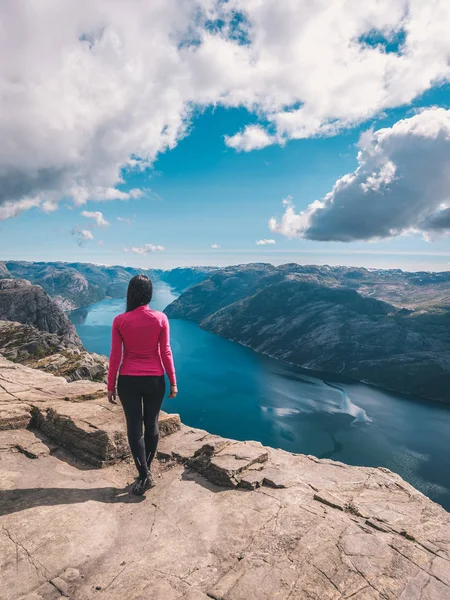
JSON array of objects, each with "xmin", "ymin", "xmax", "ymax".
[{"xmin": 107, "ymin": 274, "xmax": 178, "ymax": 496}]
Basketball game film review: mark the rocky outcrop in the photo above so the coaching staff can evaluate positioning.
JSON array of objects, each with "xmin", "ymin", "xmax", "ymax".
[
  {"xmin": 0, "ymin": 279, "xmax": 108, "ymax": 383},
  {"xmin": 0, "ymin": 320, "xmax": 108, "ymax": 382},
  {"xmin": 0, "ymin": 279, "xmax": 81, "ymax": 346},
  {"xmin": 165, "ymin": 267, "xmax": 450, "ymax": 402},
  {"xmin": 1, "ymin": 356, "xmax": 450, "ymax": 600},
  {"xmin": 0, "ymin": 355, "xmax": 178, "ymax": 462}
]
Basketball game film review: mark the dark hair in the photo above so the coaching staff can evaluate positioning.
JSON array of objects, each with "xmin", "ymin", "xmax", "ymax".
[{"xmin": 126, "ymin": 274, "xmax": 153, "ymax": 312}]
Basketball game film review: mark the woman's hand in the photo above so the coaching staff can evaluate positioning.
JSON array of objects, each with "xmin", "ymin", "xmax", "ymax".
[
  {"xmin": 168, "ymin": 384, "xmax": 178, "ymax": 399},
  {"xmin": 107, "ymin": 390, "xmax": 117, "ymax": 404}
]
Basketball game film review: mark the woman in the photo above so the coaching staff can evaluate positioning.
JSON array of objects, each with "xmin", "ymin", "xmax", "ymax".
[{"xmin": 107, "ymin": 274, "xmax": 178, "ymax": 496}]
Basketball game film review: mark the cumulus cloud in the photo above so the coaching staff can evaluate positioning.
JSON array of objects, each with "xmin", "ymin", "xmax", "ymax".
[
  {"xmin": 222, "ymin": 1, "xmax": 450, "ymax": 150},
  {"xmin": 1, "ymin": 0, "xmax": 450, "ymax": 219},
  {"xmin": 81, "ymin": 210, "xmax": 109, "ymax": 227},
  {"xmin": 225, "ymin": 126, "xmax": 276, "ymax": 152},
  {"xmin": 124, "ymin": 244, "xmax": 164, "ymax": 254},
  {"xmin": 0, "ymin": 196, "xmax": 42, "ymax": 221},
  {"xmin": 211, "ymin": 244, "xmax": 220, "ymax": 249},
  {"xmin": 269, "ymin": 108, "xmax": 450, "ymax": 241},
  {"xmin": 256, "ymin": 238, "xmax": 275, "ymax": 245},
  {"xmin": 71, "ymin": 227, "xmax": 94, "ymax": 246}
]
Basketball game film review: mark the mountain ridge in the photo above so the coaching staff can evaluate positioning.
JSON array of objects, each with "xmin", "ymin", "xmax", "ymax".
[
  {"xmin": 1, "ymin": 260, "xmax": 219, "ymax": 309},
  {"xmin": 165, "ymin": 265, "xmax": 450, "ymax": 402}
]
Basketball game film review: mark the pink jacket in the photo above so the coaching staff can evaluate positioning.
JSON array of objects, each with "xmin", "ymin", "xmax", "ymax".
[{"xmin": 107, "ymin": 305, "xmax": 176, "ymax": 391}]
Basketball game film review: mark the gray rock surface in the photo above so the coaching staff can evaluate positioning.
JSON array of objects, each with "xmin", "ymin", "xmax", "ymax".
[
  {"xmin": 0, "ymin": 320, "xmax": 108, "ymax": 382},
  {"xmin": 0, "ymin": 279, "xmax": 81, "ymax": 346},
  {"xmin": 1, "ymin": 356, "xmax": 450, "ymax": 600}
]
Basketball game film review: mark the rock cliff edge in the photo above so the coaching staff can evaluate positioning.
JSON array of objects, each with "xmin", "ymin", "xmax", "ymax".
[{"xmin": 1, "ymin": 356, "xmax": 449, "ymax": 600}]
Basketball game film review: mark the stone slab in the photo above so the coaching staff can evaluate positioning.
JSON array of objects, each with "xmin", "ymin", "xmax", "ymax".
[
  {"xmin": 0, "ymin": 429, "xmax": 51, "ymax": 459},
  {"xmin": 1, "ymin": 442, "xmax": 449, "ymax": 600},
  {"xmin": 0, "ymin": 355, "xmax": 105, "ymax": 403},
  {"xmin": 31, "ymin": 401, "xmax": 181, "ymax": 466},
  {"xmin": 0, "ymin": 401, "xmax": 32, "ymax": 430}
]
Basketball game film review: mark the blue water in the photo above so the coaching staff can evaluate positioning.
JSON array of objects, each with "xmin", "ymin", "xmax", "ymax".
[{"xmin": 70, "ymin": 283, "xmax": 450, "ymax": 510}]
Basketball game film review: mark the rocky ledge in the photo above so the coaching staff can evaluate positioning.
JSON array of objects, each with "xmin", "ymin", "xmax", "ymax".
[
  {"xmin": 1, "ymin": 356, "xmax": 450, "ymax": 600},
  {"xmin": 0, "ymin": 320, "xmax": 108, "ymax": 383}
]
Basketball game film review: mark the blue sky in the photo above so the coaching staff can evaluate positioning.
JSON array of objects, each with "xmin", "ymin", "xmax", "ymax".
[
  {"xmin": 1, "ymin": 1, "xmax": 450, "ymax": 272},
  {"xmin": 2, "ymin": 92, "xmax": 450, "ymax": 271}
]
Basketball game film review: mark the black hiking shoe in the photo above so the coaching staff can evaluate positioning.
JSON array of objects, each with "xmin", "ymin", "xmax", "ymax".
[{"xmin": 132, "ymin": 473, "xmax": 155, "ymax": 496}]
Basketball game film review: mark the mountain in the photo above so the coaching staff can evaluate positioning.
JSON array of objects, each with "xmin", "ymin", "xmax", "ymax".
[
  {"xmin": 165, "ymin": 264, "xmax": 450, "ymax": 401},
  {"xmin": 261, "ymin": 263, "xmax": 450, "ymax": 310},
  {"xmin": 0, "ymin": 279, "xmax": 107, "ymax": 381},
  {"xmin": 2, "ymin": 261, "xmax": 218, "ymax": 309},
  {"xmin": 157, "ymin": 266, "xmax": 221, "ymax": 293},
  {"xmin": 0, "ymin": 261, "xmax": 9, "ymax": 278},
  {"xmin": 3, "ymin": 261, "xmax": 156, "ymax": 310}
]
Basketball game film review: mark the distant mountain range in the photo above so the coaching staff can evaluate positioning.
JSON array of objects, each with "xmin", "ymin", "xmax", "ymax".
[
  {"xmin": 165, "ymin": 263, "xmax": 450, "ymax": 402},
  {"xmin": 0, "ymin": 261, "xmax": 218, "ymax": 310},
  {"xmin": 2, "ymin": 259, "xmax": 449, "ymax": 400}
]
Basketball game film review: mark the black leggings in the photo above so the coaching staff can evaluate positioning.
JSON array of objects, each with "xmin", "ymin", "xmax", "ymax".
[{"xmin": 117, "ymin": 375, "xmax": 166, "ymax": 479}]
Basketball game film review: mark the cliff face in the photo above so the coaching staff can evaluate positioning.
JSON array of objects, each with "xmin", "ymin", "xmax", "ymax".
[
  {"xmin": 1, "ymin": 355, "xmax": 449, "ymax": 600},
  {"xmin": 165, "ymin": 267, "xmax": 450, "ymax": 401},
  {"xmin": 0, "ymin": 279, "xmax": 81, "ymax": 345}
]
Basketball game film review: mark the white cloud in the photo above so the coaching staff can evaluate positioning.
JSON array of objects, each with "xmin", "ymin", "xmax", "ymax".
[
  {"xmin": 256, "ymin": 238, "xmax": 275, "ymax": 245},
  {"xmin": 124, "ymin": 244, "xmax": 164, "ymax": 254},
  {"xmin": 79, "ymin": 229, "xmax": 94, "ymax": 240},
  {"xmin": 225, "ymin": 126, "xmax": 276, "ymax": 152},
  {"xmin": 1, "ymin": 0, "xmax": 450, "ymax": 217},
  {"xmin": 71, "ymin": 227, "xmax": 94, "ymax": 246},
  {"xmin": 97, "ymin": 240, "xmax": 104, "ymax": 246},
  {"xmin": 81, "ymin": 210, "xmax": 109, "ymax": 227},
  {"xmin": 269, "ymin": 107, "xmax": 450, "ymax": 241},
  {"xmin": 117, "ymin": 215, "xmax": 135, "ymax": 225},
  {"xmin": 0, "ymin": 196, "xmax": 41, "ymax": 220},
  {"xmin": 211, "ymin": 244, "xmax": 220, "ymax": 249}
]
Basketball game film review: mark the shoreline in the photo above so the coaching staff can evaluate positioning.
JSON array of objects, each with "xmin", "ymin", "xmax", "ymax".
[{"xmin": 68, "ymin": 292, "xmax": 450, "ymax": 406}]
